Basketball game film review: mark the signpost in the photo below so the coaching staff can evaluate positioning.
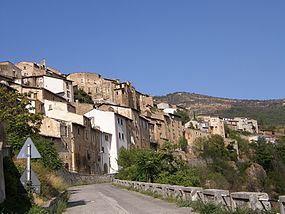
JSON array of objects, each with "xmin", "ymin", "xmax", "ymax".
[{"xmin": 17, "ymin": 137, "xmax": 41, "ymax": 194}]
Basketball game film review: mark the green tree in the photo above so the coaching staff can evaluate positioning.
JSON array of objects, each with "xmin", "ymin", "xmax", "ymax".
[
  {"xmin": 174, "ymin": 110, "xmax": 190, "ymax": 125},
  {"xmin": 0, "ymin": 85, "xmax": 42, "ymax": 151},
  {"xmin": 178, "ymin": 136, "xmax": 188, "ymax": 152},
  {"xmin": 194, "ymin": 135, "xmax": 230, "ymax": 161},
  {"xmin": 74, "ymin": 88, "xmax": 94, "ymax": 104},
  {"xmin": 254, "ymin": 137, "xmax": 274, "ymax": 172}
]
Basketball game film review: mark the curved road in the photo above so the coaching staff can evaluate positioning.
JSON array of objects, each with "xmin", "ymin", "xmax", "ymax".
[{"xmin": 64, "ymin": 183, "xmax": 194, "ymax": 214}]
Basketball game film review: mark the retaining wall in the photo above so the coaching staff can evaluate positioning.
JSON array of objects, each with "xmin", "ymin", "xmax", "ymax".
[
  {"xmin": 113, "ymin": 179, "xmax": 278, "ymax": 212},
  {"xmin": 57, "ymin": 168, "xmax": 112, "ymax": 185}
]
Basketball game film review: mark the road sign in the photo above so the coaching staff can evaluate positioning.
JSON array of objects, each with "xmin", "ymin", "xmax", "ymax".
[
  {"xmin": 20, "ymin": 168, "xmax": 41, "ymax": 194},
  {"xmin": 17, "ymin": 137, "xmax": 41, "ymax": 159},
  {"xmin": 17, "ymin": 137, "xmax": 42, "ymax": 194}
]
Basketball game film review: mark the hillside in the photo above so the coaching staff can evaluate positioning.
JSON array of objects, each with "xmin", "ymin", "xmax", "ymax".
[{"xmin": 154, "ymin": 92, "xmax": 285, "ymax": 128}]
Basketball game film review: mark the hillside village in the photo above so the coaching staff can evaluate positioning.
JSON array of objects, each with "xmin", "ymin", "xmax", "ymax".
[{"xmin": 0, "ymin": 60, "xmax": 276, "ymax": 176}]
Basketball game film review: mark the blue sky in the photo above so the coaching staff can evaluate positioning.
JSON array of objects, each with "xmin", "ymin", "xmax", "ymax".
[{"xmin": 1, "ymin": 0, "xmax": 285, "ymax": 100}]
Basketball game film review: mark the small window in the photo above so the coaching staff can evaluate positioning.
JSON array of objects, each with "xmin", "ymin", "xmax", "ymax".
[
  {"xmin": 78, "ymin": 128, "xmax": 80, "ymax": 135},
  {"xmin": 105, "ymin": 135, "xmax": 109, "ymax": 141},
  {"xmin": 119, "ymin": 132, "xmax": 121, "ymax": 139},
  {"xmin": 48, "ymin": 104, "xmax": 52, "ymax": 110},
  {"xmin": 122, "ymin": 133, "xmax": 124, "ymax": 140},
  {"xmin": 117, "ymin": 118, "xmax": 120, "ymax": 124},
  {"xmin": 81, "ymin": 79, "xmax": 83, "ymax": 83},
  {"xmin": 101, "ymin": 146, "xmax": 104, "ymax": 153},
  {"xmin": 121, "ymin": 119, "xmax": 123, "ymax": 125}
]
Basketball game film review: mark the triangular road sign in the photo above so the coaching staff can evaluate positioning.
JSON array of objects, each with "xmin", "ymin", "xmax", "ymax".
[
  {"xmin": 20, "ymin": 168, "xmax": 41, "ymax": 186},
  {"xmin": 17, "ymin": 137, "xmax": 41, "ymax": 159},
  {"xmin": 20, "ymin": 168, "xmax": 41, "ymax": 194}
]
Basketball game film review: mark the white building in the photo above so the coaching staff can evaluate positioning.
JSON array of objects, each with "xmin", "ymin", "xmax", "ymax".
[{"xmin": 85, "ymin": 109, "xmax": 128, "ymax": 174}]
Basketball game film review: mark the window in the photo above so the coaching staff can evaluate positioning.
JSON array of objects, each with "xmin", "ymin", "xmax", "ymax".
[
  {"xmin": 48, "ymin": 104, "xmax": 52, "ymax": 110},
  {"xmin": 121, "ymin": 119, "xmax": 123, "ymax": 125},
  {"xmin": 66, "ymin": 82, "xmax": 69, "ymax": 89},
  {"xmin": 67, "ymin": 91, "xmax": 70, "ymax": 98},
  {"xmin": 101, "ymin": 146, "xmax": 104, "ymax": 153},
  {"xmin": 105, "ymin": 135, "xmax": 109, "ymax": 141},
  {"xmin": 78, "ymin": 128, "xmax": 80, "ymax": 135},
  {"xmin": 122, "ymin": 133, "xmax": 124, "ymax": 140},
  {"xmin": 117, "ymin": 118, "xmax": 120, "ymax": 124},
  {"xmin": 119, "ymin": 132, "xmax": 121, "ymax": 139},
  {"xmin": 81, "ymin": 79, "xmax": 83, "ymax": 83}
]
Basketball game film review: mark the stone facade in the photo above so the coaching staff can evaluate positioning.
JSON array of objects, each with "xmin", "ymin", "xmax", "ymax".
[
  {"xmin": 67, "ymin": 72, "xmax": 115, "ymax": 104},
  {"xmin": 16, "ymin": 61, "xmax": 61, "ymax": 77},
  {"xmin": 143, "ymin": 110, "xmax": 183, "ymax": 146},
  {"xmin": 67, "ymin": 72, "xmax": 141, "ymax": 111},
  {"xmin": 224, "ymin": 117, "xmax": 258, "ymax": 134},
  {"xmin": 41, "ymin": 101, "xmax": 100, "ymax": 174},
  {"xmin": 84, "ymin": 109, "xmax": 129, "ymax": 174},
  {"xmin": 184, "ymin": 128, "xmax": 210, "ymax": 146},
  {"xmin": 97, "ymin": 104, "xmax": 150, "ymax": 149},
  {"xmin": 0, "ymin": 61, "xmax": 22, "ymax": 80},
  {"xmin": 21, "ymin": 75, "xmax": 73, "ymax": 102}
]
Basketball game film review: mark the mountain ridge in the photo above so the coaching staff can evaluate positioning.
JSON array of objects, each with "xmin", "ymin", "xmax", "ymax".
[{"xmin": 154, "ymin": 92, "xmax": 285, "ymax": 127}]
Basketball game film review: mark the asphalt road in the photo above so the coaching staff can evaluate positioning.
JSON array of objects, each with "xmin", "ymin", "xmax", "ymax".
[{"xmin": 64, "ymin": 183, "xmax": 194, "ymax": 214}]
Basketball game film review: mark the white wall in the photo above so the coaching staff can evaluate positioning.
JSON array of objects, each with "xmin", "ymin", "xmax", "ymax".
[
  {"xmin": 44, "ymin": 100, "xmax": 84, "ymax": 125},
  {"xmin": 85, "ymin": 109, "xmax": 119, "ymax": 173},
  {"xmin": 44, "ymin": 76, "xmax": 64, "ymax": 94}
]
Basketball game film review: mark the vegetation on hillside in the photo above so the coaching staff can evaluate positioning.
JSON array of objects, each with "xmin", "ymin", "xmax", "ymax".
[
  {"xmin": 74, "ymin": 88, "xmax": 94, "ymax": 104},
  {"xmin": 0, "ymin": 85, "xmax": 66, "ymax": 213},
  {"xmin": 174, "ymin": 109, "xmax": 190, "ymax": 125},
  {"xmin": 116, "ymin": 143, "xmax": 200, "ymax": 187},
  {"xmin": 116, "ymin": 131, "xmax": 285, "ymax": 199}
]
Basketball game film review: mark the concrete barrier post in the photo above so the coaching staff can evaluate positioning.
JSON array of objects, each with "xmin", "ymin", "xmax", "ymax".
[
  {"xmin": 203, "ymin": 189, "xmax": 231, "ymax": 209},
  {"xmin": 279, "ymin": 196, "xmax": 285, "ymax": 214},
  {"xmin": 231, "ymin": 192, "xmax": 271, "ymax": 212}
]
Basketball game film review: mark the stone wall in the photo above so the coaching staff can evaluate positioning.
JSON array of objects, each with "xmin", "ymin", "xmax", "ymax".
[
  {"xmin": 57, "ymin": 168, "xmax": 112, "ymax": 186},
  {"xmin": 113, "ymin": 179, "xmax": 274, "ymax": 212}
]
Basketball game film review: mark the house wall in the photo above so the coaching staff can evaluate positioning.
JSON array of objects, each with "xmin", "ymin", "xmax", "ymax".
[
  {"xmin": 67, "ymin": 72, "xmax": 115, "ymax": 103},
  {"xmin": 0, "ymin": 61, "xmax": 22, "ymax": 80},
  {"xmin": 84, "ymin": 109, "xmax": 128, "ymax": 174}
]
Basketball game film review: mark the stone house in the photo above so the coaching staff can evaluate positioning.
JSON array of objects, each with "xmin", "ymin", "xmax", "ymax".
[
  {"xmin": 138, "ymin": 92, "xmax": 154, "ymax": 112},
  {"xmin": 11, "ymin": 84, "xmax": 74, "ymax": 114},
  {"xmin": 196, "ymin": 116, "xmax": 226, "ymax": 138},
  {"xmin": 84, "ymin": 109, "xmax": 129, "ymax": 174},
  {"xmin": 67, "ymin": 72, "xmax": 116, "ymax": 104},
  {"xmin": 184, "ymin": 128, "xmax": 210, "ymax": 146},
  {"xmin": 96, "ymin": 103, "xmax": 150, "ymax": 149},
  {"xmin": 41, "ymin": 100, "xmax": 99, "ymax": 174},
  {"xmin": 143, "ymin": 110, "xmax": 183, "ymax": 147},
  {"xmin": 16, "ymin": 61, "xmax": 62, "ymax": 77},
  {"xmin": 67, "ymin": 72, "xmax": 142, "ymax": 111},
  {"xmin": 21, "ymin": 74, "xmax": 73, "ymax": 102},
  {"xmin": 0, "ymin": 61, "xmax": 22, "ymax": 79},
  {"xmin": 224, "ymin": 117, "xmax": 258, "ymax": 134}
]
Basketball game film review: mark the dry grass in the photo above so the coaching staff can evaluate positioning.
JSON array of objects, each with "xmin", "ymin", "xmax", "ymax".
[
  {"xmin": 47, "ymin": 174, "xmax": 67, "ymax": 192},
  {"xmin": 33, "ymin": 195, "xmax": 45, "ymax": 206}
]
